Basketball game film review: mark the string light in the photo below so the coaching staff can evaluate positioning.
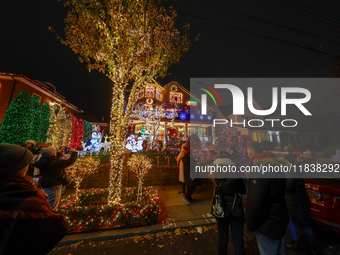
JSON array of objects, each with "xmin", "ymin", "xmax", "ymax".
[
  {"xmin": 68, "ymin": 156, "xmax": 100, "ymax": 206},
  {"xmin": 46, "ymin": 103, "xmax": 58, "ymax": 147},
  {"xmin": 58, "ymin": 0, "xmax": 191, "ymax": 204},
  {"xmin": 130, "ymin": 102, "xmax": 179, "ymax": 150},
  {"xmin": 64, "ymin": 112, "xmax": 73, "ymax": 147},
  {"xmin": 58, "ymin": 187, "xmax": 159, "ymax": 232},
  {"xmin": 127, "ymin": 154, "xmax": 152, "ymax": 201}
]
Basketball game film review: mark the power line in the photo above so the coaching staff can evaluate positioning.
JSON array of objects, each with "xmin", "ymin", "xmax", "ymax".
[
  {"xmin": 177, "ymin": 11, "xmax": 339, "ymax": 58},
  {"xmin": 268, "ymin": 0, "xmax": 340, "ymax": 28},
  {"xmin": 174, "ymin": 0, "xmax": 340, "ymax": 47}
]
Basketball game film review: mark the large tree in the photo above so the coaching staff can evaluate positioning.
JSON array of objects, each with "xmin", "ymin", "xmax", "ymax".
[{"xmin": 59, "ymin": 0, "xmax": 191, "ymax": 204}]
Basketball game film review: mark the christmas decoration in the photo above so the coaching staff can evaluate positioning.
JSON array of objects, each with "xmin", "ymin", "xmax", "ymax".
[
  {"xmin": 85, "ymin": 131, "xmax": 104, "ymax": 152},
  {"xmin": 77, "ymin": 119, "xmax": 85, "ymax": 150},
  {"xmin": 127, "ymin": 154, "xmax": 152, "ymax": 201},
  {"xmin": 83, "ymin": 120, "xmax": 93, "ymax": 143},
  {"xmin": 68, "ymin": 156, "xmax": 100, "ymax": 206},
  {"xmin": 69, "ymin": 115, "xmax": 79, "ymax": 149},
  {"xmin": 46, "ymin": 103, "xmax": 59, "ymax": 147},
  {"xmin": 39, "ymin": 102, "xmax": 51, "ymax": 142},
  {"xmin": 131, "ymin": 102, "xmax": 178, "ymax": 150},
  {"xmin": 56, "ymin": 0, "xmax": 191, "ymax": 205},
  {"xmin": 55, "ymin": 106, "xmax": 66, "ymax": 149},
  {"xmin": 63, "ymin": 112, "xmax": 72, "ymax": 147},
  {"xmin": 58, "ymin": 187, "xmax": 159, "ymax": 232},
  {"xmin": 216, "ymin": 126, "xmax": 251, "ymax": 165},
  {"xmin": 28, "ymin": 95, "xmax": 41, "ymax": 142},
  {"xmin": 92, "ymin": 124, "xmax": 100, "ymax": 132},
  {"xmin": 0, "ymin": 91, "xmax": 32, "ymax": 145}
]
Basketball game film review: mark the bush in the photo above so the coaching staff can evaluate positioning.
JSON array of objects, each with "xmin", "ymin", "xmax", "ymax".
[{"xmin": 58, "ymin": 187, "xmax": 159, "ymax": 232}]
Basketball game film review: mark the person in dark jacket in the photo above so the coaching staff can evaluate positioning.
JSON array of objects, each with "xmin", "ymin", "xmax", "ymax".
[
  {"xmin": 0, "ymin": 144, "xmax": 67, "ymax": 255},
  {"xmin": 284, "ymin": 153, "xmax": 316, "ymax": 254},
  {"xmin": 211, "ymin": 146, "xmax": 246, "ymax": 255},
  {"xmin": 246, "ymin": 142, "xmax": 289, "ymax": 255},
  {"xmin": 34, "ymin": 147, "xmax": 77, "ymax": 211}
]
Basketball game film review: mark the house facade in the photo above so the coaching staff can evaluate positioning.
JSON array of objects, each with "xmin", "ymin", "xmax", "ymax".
[
  {"xmin": 0, "ymin": 72, "xmax": 83, "ymax": 122},
  {"xmin": 130, "ymin": 80, "xmax": 216, "ymax": 144}
]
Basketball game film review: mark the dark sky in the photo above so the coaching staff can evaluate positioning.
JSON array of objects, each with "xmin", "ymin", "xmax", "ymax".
[{"xmin": 1, "ymin": 0, "xmax": 340, "ymax": 120}]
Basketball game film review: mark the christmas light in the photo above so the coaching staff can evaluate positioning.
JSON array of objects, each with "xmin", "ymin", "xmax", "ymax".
[
  {"xmin": 58, "ymin": 187, "xmax": 159, "ymax": 232},
  {"xmin": 58, "ymin": 0, "xmax": 191, "ymax": 205},
  {"xmin": 131, "ymin": 102, "xmax": 178, "ymax": 150},
  {"xmin": 68, "ymin": 156, "xmax": 100, "ymax": 206},
  {"xmin": 127, "ymin": 154, "xmax": 152, "ymax": 201},
  {"xmin": 0, "ymin": 91, "xmax": 33, "ymax": 144}
]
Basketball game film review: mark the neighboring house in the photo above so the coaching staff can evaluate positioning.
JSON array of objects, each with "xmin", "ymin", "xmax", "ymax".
[
  {"xmin": 0, "ymin": 72, "xmax": 83, "ymax": 122},
  {"xmin": 131, "ymin": 79, "xmax": 216, "ymax": 142}
]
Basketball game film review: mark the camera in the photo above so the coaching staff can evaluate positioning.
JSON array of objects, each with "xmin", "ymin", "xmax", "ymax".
[{"xmin": 65, "ymin": 148, "xmax": 70, "ymax": 152}]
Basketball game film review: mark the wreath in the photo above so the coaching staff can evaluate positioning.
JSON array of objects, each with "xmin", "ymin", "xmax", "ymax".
[{"xmin": 170, "ymin": 85, "xmax": 178, "ymax": 92}]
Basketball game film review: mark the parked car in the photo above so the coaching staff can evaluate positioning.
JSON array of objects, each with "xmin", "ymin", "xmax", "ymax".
[{"xmin": 305, "ymin": 159, "xmax": 340, "ymax": 233}]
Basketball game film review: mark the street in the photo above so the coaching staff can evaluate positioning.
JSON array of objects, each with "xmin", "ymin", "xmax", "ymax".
[{"xmin": 49, "ymin": 223, "xmax": 340, "ymax": 255}]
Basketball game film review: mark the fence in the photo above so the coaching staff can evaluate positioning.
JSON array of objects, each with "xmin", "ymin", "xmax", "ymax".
[
  {"xmin": 138, "ymin": 152, "xmax": 178, "ymax": 166},
  {"xmin": 77, "ymin": 151, "xmax": 178, "ymax": 166},
  {"xmin": 78, "ymin": 151, "xmax": 110, "ymax": 164}
]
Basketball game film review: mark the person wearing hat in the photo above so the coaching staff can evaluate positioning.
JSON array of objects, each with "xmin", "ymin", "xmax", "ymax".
[
  {"xmin": 36, "ymin": 141, "xmax": 47, "ymax": 152},
  {"xmin": 24, "ymin": 140, "xmax": 37, "ymax": 154},
  {"xmin": 34, "ymin": 147, "xmax": 78, "ymax": 211},
  {"xmin": 0, "ymin": 143, "xmax": 67, "ymax": 254}
]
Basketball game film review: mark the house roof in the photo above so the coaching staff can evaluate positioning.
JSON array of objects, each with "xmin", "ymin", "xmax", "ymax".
[{"xmin": 0, "ymin": 72, "xmax": 83, "ymax": 113}]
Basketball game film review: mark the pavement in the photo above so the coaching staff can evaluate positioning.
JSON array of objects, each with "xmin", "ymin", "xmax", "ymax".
[{"xmin": 59, "ymin": 181, "xmax": 217, "ymax": 246}]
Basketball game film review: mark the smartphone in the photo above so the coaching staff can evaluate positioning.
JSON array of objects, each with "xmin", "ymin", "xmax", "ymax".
[{"xmin": 32, "ymin": 176, "xmax": 41, "ymax": 187}]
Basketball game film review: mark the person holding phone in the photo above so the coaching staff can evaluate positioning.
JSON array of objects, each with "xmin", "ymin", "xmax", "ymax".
[
  {"xmin": 0, "ymin": 144, "xmax": 67, "ymax": 254},
  {"xmin": 35, "ymin": 147, "xmax": 77, "ymax": 211}
]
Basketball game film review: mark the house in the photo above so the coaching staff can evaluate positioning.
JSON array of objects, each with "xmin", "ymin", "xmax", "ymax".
[
  {"xmin": 0, "ymin": 72, "xmax": 83, "ymax": 122},
  {"xmin": 130, "ymin": 80, "xmax": 216, "ymax": 143}
]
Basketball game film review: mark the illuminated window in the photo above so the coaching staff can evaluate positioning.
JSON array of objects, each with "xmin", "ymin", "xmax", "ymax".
[
  {"xmin": 146, "ymin": 87, "xmax": 154, "ymax": 97},
  {"xmin": 170, "ymin": 92, "xmax": 183, "ymax": 103},
  {"xmin": 156, "ymin": 90, "xmax": 161, "ymax": 100}
]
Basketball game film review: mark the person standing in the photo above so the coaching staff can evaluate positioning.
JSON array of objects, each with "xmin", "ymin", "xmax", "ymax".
[
  {"xmin": 34, "ymin": 147, "xmax": 77, "ymax": 211},
  {"xmin": 0, "ymin": 144, "xmax": 67, "ymax": 254},
  {"xmin": 246, "ymin": 142, "xmax": 289, "ymax": 255},
  {"xmin": 176, "ymin": 142, "xmax": 188, "ymax": 194},
  {"xmin": 284, "ymin": 152, "xmax": 316, "ymax": 254},
  {"xmin": 211, "ymin": 146, "xmax": 246, "ymax": 255},
  {"xmin": 181, "ymin": 145, "xmax": 198, "ymax": 204}
]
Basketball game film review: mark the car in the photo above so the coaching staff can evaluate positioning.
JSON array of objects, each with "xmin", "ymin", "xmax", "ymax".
[{"xmin": 305, "ymin": 177, "xmax": 340, "ymax": 233}]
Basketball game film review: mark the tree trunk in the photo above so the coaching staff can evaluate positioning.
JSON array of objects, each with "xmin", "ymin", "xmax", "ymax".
[
  {"xmin": 107, "ymin": 76, "xmax": 146, "ymax": 204},
  {"xmin": 108, "ymin": 83, "xmax": 126, "ymax": 204}
]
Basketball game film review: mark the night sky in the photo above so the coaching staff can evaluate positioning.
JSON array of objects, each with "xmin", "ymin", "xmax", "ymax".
[{"xmin": 1, "ymin": 0, "xmax": 340, "ymax": 120}]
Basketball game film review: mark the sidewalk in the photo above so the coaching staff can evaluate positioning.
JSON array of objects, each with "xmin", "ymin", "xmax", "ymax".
[{"xmin": 59, "ymin": 182, "xmax": 216, "ymax": 246}]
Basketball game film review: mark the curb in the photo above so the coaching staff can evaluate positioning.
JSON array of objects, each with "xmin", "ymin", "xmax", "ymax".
[{"xmin": 58, "ymin": 217, "xmax": 216, "ymax": 246}]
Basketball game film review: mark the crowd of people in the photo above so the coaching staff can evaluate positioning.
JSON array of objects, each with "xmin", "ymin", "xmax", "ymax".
[
  {"xmin": 176, "ymin": 138, "xmax": 317, "ymax": 255},
  {"xmin": 0, "ymin": 140, "xmax": 77, "ymax": 254}
]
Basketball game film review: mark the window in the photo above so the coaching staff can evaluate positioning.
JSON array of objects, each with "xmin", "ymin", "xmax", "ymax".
[
  {"xmin": 156, "ymin": 90, "xmax": 161, "ymax": 100},
  {"xmin": 170, "ymin": 92, "xmax": 183, "ymax": 103},
  {"xmin": 146, "ymin": 87, "xmax": 154, "ymax": 97}
]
